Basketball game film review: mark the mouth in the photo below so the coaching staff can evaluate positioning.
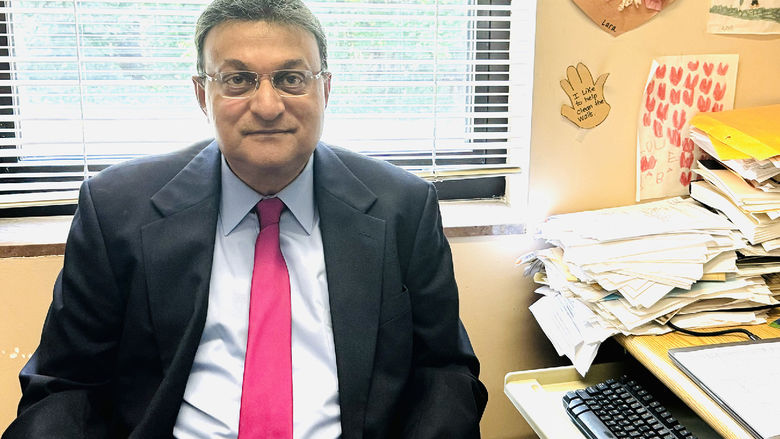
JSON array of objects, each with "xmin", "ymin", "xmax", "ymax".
[{"xmin": 243, "ymin": 129, "xmax": 294, "ymax": 136}]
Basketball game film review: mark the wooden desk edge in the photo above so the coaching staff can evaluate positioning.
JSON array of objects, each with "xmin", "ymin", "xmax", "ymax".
[{"xmin": 614, "ymin": 310, "xmax": 780, "ymax": 439}]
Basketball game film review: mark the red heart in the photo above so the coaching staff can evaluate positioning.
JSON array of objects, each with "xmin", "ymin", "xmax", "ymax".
[
  {"xmin": 670, "ymin": 89, "xmax": 680, "ymax": 105},
  {"xmin": 684, "ymin": 73, "xmax": 699, "ymax": 90},
  {"xmin": 680, "ymin": 171, "xmax": 692, "ymax": 186},
  {"xmin": 646, "ymin": 80, "xmax": 655, "ymax": 95},
  {"xmin": 640, "ymin": 156, "xmax": 657, "ymax": 172},
  {"xmin": 683, "ymin": 89, "xmax": 694, "ymax": 107},
  {"xmin": 667, "ymin": 128, "xmax": 681, "ymax": 147},
  {"xmin": 655, "ymin": 64, "xmax": 667, "ymax": 79},
  {"xmin": 646, "ymin": 94, "xmax": 656, "ymax": 112},
  {"xmin": 640, "ymin": 156, "xmax": 656, "ymax": 172},
  {"xmin": 657, "ymin": 82, "xmax": 666, "ymax": 101},
  {"xmin": 687, "ymin": 61, "xmax": 699, "ymax": 71},
  {"xmin": 673, "ymin": 109, "xmax": 686, "ymax": 130},
  {"xmin": 670, "ymin": 66, "xmax": 683, "ymax": 86},
  {"xmin": 653, "ymin": 120, "xmax": 663, "ymax": 138},
  {"xmin": 713, "ymin": 82, "xmax": 726, "ymax": 101},
  {"xmin": 643, "ymin": 112, "xmax": 652, "ymax": 127},
  {"xmin": 702, "ymin": 62, "xmax": 714, "ymax": 77},
  {"xmin": 699, "ymin": 78, "xmax": 713, "ymax": 94},
  {"xmin": 656, "ymin": 102, "xmax": 669, "ymax": 121},
  {"xmin": 697, "ymin": 95, "xmax": 711, "ymax": 112},
  {"xmin": 717, "ymin": 63, "xmax": 729, "ymax": 76},
  {"xmin": 712, "ymin": 103, "xmax": 724, "ymax": 112},
  {"xmin": 680, "ymin": 152, "xmax": 694, "ymax": 168},
  {"xmin": 682, "ymin": 138, "xmax": 695, "ymax": 152}
]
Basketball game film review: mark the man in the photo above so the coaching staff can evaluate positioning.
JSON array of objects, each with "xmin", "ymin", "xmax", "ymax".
[{"xmin": 3, "ymin": 0, "xmax": 487, "ymax": 437}]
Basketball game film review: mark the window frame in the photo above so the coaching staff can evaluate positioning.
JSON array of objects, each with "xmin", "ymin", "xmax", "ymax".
[{"xmin": 0, "ymin": 0, "xmax": 535, "ymax": 220}]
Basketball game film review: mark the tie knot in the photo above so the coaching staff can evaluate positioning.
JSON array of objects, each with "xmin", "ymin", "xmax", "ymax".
[{"xmin": 257, "ymin": 197, "xmax": 284, "ymax": 229}]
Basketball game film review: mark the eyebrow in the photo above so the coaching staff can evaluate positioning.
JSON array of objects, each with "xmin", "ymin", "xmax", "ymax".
[
  {"xmin": 218, "ymin": 58, "xmax": 313, "ymax": 72},
  {"xmin": 220, "ymin": 59, "xmax": 249, "ymax": 71}
]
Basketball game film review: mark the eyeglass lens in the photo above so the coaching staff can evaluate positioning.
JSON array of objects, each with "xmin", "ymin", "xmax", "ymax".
[{"xmin": 216, "ymin": 70, "xmax": 315, "ymax": 98}]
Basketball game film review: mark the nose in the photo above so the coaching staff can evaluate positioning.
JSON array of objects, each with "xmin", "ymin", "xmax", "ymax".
[{"xmin": 247, "ymin": 76, "xmax": 284, "ymax": 120}]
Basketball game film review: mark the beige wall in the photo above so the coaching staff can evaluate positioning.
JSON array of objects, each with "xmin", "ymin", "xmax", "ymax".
[
  {"xmin": 451, "ymin": 235, "xmax": 566, "ymax": 439},
  {"xmin": 0, "ymin": 256, "xmax": 61, "ymax": 432},
  {"xmin": 529, "ymin": 0, "xmax": 780, "ymax": 217}
]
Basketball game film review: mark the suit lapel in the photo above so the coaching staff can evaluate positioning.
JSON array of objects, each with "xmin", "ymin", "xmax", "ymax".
[
  {"xmin": 141, "ymin": 142, "xmax": 220, "ymax": 374},
  {"xmin": 314, "ymin": 145, "xmax": 385, "ymax": 439}
]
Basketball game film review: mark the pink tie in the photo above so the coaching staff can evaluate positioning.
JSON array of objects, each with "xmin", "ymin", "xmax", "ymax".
[{"xmin": 238, "ymin": 197, "xmax": 293, "ymax": 438}]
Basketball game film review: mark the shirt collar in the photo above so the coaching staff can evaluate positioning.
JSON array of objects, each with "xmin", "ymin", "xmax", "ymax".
[{"xmin": 219, "ymin": 154, "xmax": 316, "ymax": 236}]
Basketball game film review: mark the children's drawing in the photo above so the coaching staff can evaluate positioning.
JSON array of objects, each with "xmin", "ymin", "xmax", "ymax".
[
  {"xmin": 571, "ymin": 0, "xmax": 676, "ymax": 36},
  {"xmin": 708, "ymin": 0, "xmax": 780, "ymax": 34},
  {"xmin": 560, "ymin": 63, "xmax": 610, "ymax": 129},
  {"xmin": 636, "ymin": 55, "xmax": 739, "ymax": 201}
]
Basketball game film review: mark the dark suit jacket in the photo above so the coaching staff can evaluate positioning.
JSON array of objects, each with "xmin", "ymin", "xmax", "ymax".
[{"xmin": 3, "ymin": 140, "xmax": 487, "ymax": 438}]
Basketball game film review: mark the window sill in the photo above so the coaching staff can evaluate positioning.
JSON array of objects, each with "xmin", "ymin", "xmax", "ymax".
[
  {"xmin": 0, "ymin": 200, "xmax": 526, "ymax": 257},
  {"xmin": 0, "ymin": 216, "xmax": 70, "ymax": 258},
  {"xmin": 440, "ymin": 200, "xmax": 525, "ymax": 238}
]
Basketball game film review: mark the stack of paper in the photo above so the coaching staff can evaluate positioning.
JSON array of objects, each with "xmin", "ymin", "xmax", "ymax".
[
  {"xmin": 690, "ymin": 128, "xmax": 780, "ymax": 185},
  {"xmin": 693, "ymin": 160, "xmax": 780, "ymax": 217},
  {"xmin": 689, "ymin": 179, "xmax": 780, "ymax": 245},
  {"xmin": 762, "ymin": 272, "xmax": 780, "ymax": 298},
  {"xmin": 523, "ymin": 197, "xmax": 779, "ymax": 375},
  {"xmin": 537, "ymin": 197, "xmax": 741, "ymax": 296},
  {"xmin": 689, "ymin": 105, "xmax": 780, "ymax": 251}
]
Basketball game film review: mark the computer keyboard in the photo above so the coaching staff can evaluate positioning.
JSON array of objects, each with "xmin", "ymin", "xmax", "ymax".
[{"xmin": 562, "ymin": 375, "xmax": 696, "ymax": 439}]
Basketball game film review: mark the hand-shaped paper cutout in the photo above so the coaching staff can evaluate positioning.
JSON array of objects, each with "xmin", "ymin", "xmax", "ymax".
[{"xmin": 560, "ymin": 62, "xmax": 611, "ymax": 129}]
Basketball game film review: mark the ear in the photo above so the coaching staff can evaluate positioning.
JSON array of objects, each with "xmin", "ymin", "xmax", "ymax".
[
  {"xmin": 192, "ymin": 76, "xmax": 208, "ymax": 117},
  {"xmin": 322, "ymin": 73, "xmax": 332, "ymax": 109}
]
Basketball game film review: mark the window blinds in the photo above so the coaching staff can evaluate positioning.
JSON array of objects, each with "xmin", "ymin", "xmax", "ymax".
[{"xmin": 0, "ymin": 0, "xmax": 533, "ymax": 208}]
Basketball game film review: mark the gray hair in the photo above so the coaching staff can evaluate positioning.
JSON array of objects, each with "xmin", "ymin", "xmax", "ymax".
[{"xmin": 194, "ymin": 0, "xmax": 328, "ymax": 76}]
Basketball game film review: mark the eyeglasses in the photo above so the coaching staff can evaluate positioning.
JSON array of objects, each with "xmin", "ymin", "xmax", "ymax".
[{"xmin": 200, "ymin": 69, "xmax": 330, "ymax": 99}]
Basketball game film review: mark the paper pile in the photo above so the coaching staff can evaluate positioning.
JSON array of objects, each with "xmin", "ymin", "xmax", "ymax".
[
  {"xmin": 523, "ymin": 197, "xmax": 779, "ymax": 375},
  {"xmin": 689, "ymin": 104, "xmax": 780, "ymax": 249}
]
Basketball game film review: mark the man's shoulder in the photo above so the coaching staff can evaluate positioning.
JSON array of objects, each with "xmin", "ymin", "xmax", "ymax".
[{"xmin": 88, "ymin": 139, "xmax": 213, "ymax": 190}]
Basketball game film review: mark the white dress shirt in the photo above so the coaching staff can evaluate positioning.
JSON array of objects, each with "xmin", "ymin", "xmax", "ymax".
[{"xmin": 173, "ymin": 155, "xmax": 341, "ymax": 439}]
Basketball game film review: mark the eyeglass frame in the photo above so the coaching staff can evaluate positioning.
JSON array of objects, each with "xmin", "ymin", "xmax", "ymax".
[{"xmin": 198, "ymin": 69, "xmax": 331, "ymax": 99}]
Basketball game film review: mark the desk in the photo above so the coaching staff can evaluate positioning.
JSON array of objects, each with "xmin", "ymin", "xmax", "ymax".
[
  {"xmin": 505, "ymin": 309, "xmax": 780, "ymax": 439},
  {"xmin": 614, "ymin": 308, "xmax": 780, "ymax": 439}
]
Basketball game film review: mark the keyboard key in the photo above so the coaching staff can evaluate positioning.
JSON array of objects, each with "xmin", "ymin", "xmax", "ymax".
[
  {"xmin": 571, "ymin": 404, "xmax": 590, "ymax": 416},
  {"xmin": 572, "ymin": 409, "xmax": 619, "ymax": 439},
  {"xmin": 577, "ymin": 389, "xmax": 593, "ymax": 400}
]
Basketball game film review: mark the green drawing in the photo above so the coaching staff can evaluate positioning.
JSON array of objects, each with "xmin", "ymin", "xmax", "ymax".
[{"xmin": 709, "ymin": 5, "xmax": 780, "ymax": 22}]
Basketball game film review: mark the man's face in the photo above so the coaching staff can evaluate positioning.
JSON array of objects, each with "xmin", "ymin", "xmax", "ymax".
[{"xmin": 194, "ymin": 20, "xmax": 330, "ymax": 194}]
